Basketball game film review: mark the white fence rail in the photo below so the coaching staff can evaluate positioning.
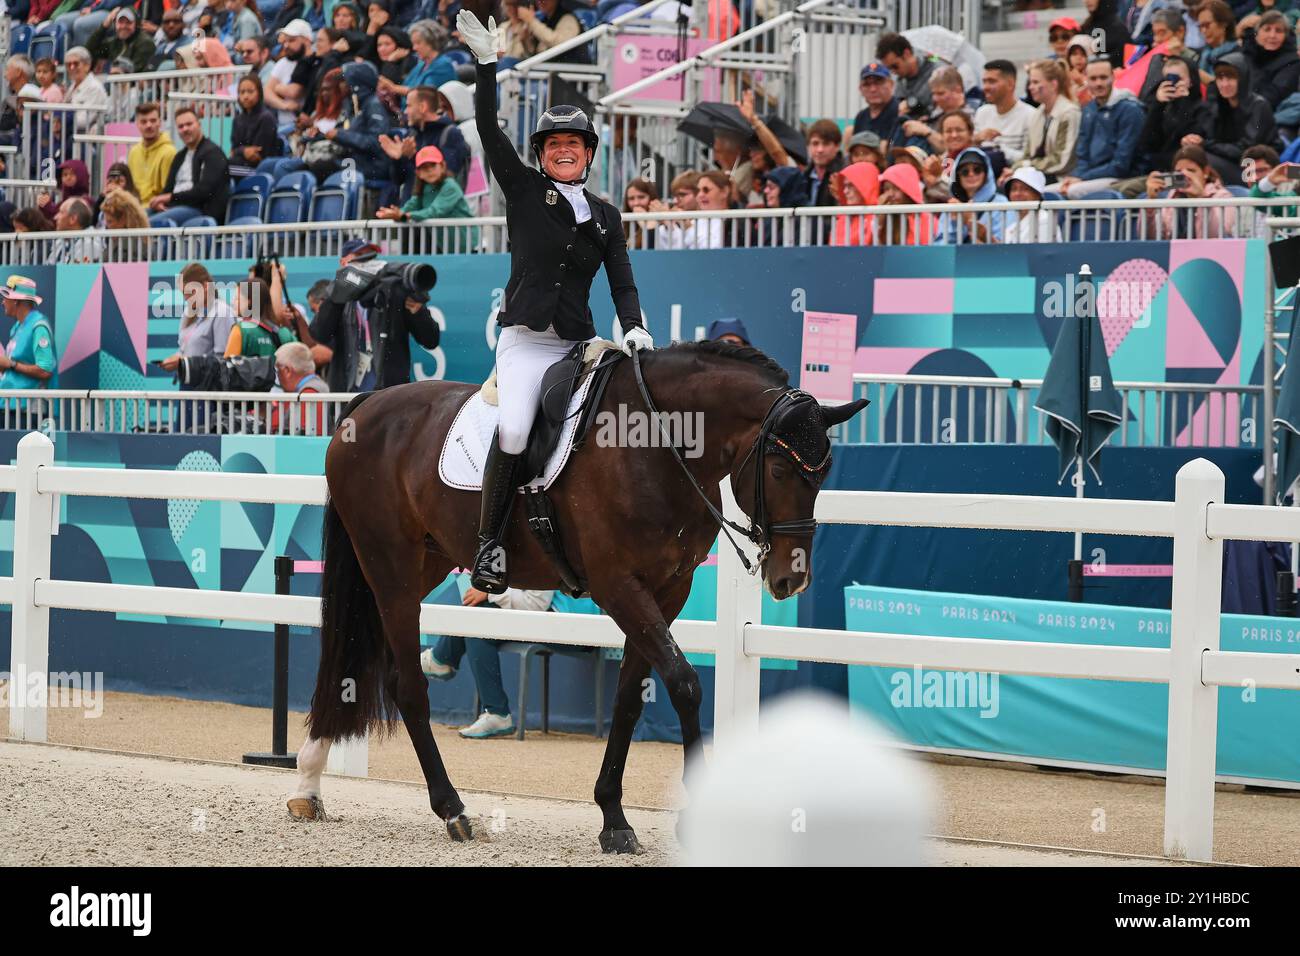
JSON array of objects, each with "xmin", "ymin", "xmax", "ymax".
[{"xmin": 4, "ymin": 431, "xmax": 1300, "ymax": 861}]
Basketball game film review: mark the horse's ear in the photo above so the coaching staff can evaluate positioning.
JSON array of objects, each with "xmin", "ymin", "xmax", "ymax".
[{"xmin": 822, "ymin": 398, "xmax": 869, "ymax": 428}]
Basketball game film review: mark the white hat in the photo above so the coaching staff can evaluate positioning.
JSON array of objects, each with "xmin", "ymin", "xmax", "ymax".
[
  {"xmin": 278, "ymin": 18, "xmax": 313, "ymax": 40},
  {"xmin": 1007, "ymin": 166, "xmax": 1048, "ymax": 197},
  {"xmin": 16, "ymin": 83, "xmax": 42, "ymax": 100}
]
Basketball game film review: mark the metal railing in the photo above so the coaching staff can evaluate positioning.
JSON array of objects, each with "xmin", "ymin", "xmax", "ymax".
[
  {"xmin": 847, "ymin": 374, "xmax": 1265, "ymax": 449},
  {"xmin": 6, "ymin": 66, "xmax": 249, "ymax": 185},
  {"xmin": 0, "ymin": 198, "xmax": 1288, "ymax": 265},
  {"xmin": 594, "ymin": 0, "xmax": 888, "ymax": 203},
  {"xmin": 0, "ymin": 389, "xmax": 352, "ymax": 438},
  {"xmin": 0, "ymin": 375, "xmax": 1265, "ymax": 450},
  {"xmin": 6, "ymin": 432, "xmax": 1298, "ymax": 861}
]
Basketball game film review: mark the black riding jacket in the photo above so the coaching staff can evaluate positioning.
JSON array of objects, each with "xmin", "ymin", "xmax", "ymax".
[{"xmin": 474, "ymin": 62, "xmax": 644, "ymax": 342}]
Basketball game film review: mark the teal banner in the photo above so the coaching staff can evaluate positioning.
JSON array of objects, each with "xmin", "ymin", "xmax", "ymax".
[
  {"xmin": 845, "ymin": 584, "xmax": 1300, "ymax": 784},
  {"xmin": 0, "ymin": 241, "xmax": 1267, "ymax": 448}
]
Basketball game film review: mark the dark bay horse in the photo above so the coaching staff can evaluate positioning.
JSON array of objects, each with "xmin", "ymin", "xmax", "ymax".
[{"xmin": 287, "ymin": 340, "xmax": 865, "ymax": 853}]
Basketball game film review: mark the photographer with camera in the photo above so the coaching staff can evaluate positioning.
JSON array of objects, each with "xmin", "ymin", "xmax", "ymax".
[
  {"xmin": 307, "ymin": 237, "xmax": 441, "ymax": 393},
  {"xmin": 1143, "ymin": 144, "xmax": 1237, "ymax": 237}
]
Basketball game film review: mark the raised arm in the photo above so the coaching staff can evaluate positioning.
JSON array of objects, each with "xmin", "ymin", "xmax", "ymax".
[
  {"xmin": 474, "ymin": 61, "xmax": 528, "ymax": 194},
  {"xmin": 459, "ymin": 10, "xmax": 528, "ymax": 196}
]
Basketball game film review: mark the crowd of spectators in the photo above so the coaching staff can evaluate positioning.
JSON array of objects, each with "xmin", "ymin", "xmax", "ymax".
[
  {"xmin": 6, "ymin": 0, "xmax": 1300, "ymax": 250},
  {"xmin": 2, "ymin": 0, "xmax": 507, "ymax": 238},
  {"xmin": 615, "ymin": 3, "xmax": 1300, "ymax": 246}
]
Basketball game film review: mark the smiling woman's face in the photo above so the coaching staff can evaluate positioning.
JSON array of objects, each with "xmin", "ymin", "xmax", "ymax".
[{"xmin": 541, "ymin": 132, "xmax": 588, "ymax": 182}]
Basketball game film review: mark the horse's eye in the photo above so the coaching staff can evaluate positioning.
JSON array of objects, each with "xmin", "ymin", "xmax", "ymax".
[{"xmin": 771, "ymin": 460, "xmax": 789, "ymax": 480}]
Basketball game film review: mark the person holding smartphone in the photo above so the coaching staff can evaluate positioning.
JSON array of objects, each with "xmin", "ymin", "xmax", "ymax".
[{"xmin": 1137, "ymin": 58, "xmax": 1204, "ymax": 179}]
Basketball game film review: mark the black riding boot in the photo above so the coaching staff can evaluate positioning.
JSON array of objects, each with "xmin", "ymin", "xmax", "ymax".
[{"xmin": 471, "ymin": 438, "xmax": 522, "ymax": 594}]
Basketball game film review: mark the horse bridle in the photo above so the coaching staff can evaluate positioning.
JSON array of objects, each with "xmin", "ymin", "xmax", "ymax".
[{"xmin": 630, "ymin": 349, "xmax": 831, "ymax": 574}]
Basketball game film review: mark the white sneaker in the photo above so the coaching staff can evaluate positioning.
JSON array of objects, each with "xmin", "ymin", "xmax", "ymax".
[
  {"xmin": 458, "ymin": 710, "xmax": 514, "ymax": 739},
  {"xmin": 420, "ymin": 649, "xmax": 455, "ymax": 681}
]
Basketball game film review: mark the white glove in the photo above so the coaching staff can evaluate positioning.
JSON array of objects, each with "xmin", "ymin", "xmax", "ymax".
[
  {"xmin": 621, "ymin": 326, "xmax": 654, "ymax": 356},
  {"xmin": 457, "ymin": 10, "xmax": 500, "ymax": 65}
]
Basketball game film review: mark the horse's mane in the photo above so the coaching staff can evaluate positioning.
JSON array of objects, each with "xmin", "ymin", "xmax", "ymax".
[{"xmin": 657, "ymin": 339, "xmax": 790, "ymax": 385}]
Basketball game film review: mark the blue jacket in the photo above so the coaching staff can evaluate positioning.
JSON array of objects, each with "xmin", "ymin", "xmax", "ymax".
[
  {"xmin": 1074, "ymin": 91, "xmax": 1145, "ymax": 181},
  {"xmin": 939, "ymin": 146, "xmax": 1009, "ymax": 244},
  {"xmin": 334, "ymin": 62, "xmax": 395, "ymax": 183}
]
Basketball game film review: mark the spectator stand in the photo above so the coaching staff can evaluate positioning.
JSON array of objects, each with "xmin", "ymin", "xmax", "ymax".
[
  {"xmin": 493, "ymin": 0, "xmax": 686, "ymax": 190},
  {"xmin": 795, "ymin": 3, "xmax": 889, "ymax": 123},
  {"xmin": 593, "ymin": 0, "xmax": 883, "ymax": 207},
  {"xmin": 73, "ymin": 133, "xmax": 140, "ymax": 199},
  {"xmin": 164, "ymin": 89, "xmax": 241, "ymax": 158},
  {"xmin": 104, "ymin": 65, "xmax": 251, "ymax": 152},
  {"xmin": 14, "ymin": 101, "xmax": 109, "ymax": 183},
  {"xmin": 885, "ymin": 0, "xmax": 981, "ymax": 43},
  {"xmin": 0, "ymin": 175, "xmax": 58, "ymax": 211}
]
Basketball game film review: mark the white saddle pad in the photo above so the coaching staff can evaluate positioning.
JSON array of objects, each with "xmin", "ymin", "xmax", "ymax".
[{"xmin": 438, "ymin": 370, "xmax": 599, "ymax": 492}]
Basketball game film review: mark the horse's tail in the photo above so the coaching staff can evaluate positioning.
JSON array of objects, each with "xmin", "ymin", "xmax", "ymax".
[{"xmin": 306, "ymin": 491, "xmax": 400, "ymax": 742}]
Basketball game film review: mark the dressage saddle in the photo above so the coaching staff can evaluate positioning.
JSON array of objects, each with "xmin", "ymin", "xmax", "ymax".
[{"xmin": 520, "ymin": 342, "xmax": 622, "ymax": 484}]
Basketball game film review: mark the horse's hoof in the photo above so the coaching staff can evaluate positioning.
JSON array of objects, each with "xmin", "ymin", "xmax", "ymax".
[
  {"xmin": 599, "ymin": 827, "xmax": 642, "ymax": 855},
  {"xmin": 287, "ymin": 796, "xmax": 326, "ymax": 821},
  {"xmin": 446, "ymin": 814, "xmax": 474, "ymax": 842}
]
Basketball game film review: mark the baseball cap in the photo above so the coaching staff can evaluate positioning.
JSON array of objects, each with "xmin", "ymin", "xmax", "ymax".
[
  {"xmin": 341, "ymin": 238, "xmax": 381, "ymax": 260},
  {"xmin": 16, "ymin": 83, "xmax": 42, "ymax": 100},
  {"xmin": 1049, "ymin": 16, "xmax": 1079, "ymax": 34},
  {"xmin": 415, "ymin": 145, "xmax": 445, "ymax": 167},
  {"xmin": 0, "ymin": 275, "xmax": 42, "ymax": 305},
  {"xmin": 860, "ymin": 61, "xmax": 891, "ymax": 82},
  {"xmin": 848, "ymin": 130, "xmax": 883, "ymax": 151},
  {"xmin": 279, "ymin": 18, "xmax": 314, "ymax": 40},
  {"xmin": 115, "ymin": 6, "xmax": 136, "ymax": 21}
]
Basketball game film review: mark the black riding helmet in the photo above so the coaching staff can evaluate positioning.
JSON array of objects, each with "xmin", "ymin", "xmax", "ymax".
[{"xmin": 530, "ymin": 105, "xmax": 599, "ymax": 184}]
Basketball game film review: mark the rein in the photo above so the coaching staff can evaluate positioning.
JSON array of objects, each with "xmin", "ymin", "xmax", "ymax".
[{"xmin": 629, "ymin": 349, "xmax": 829, "ymax": 575}]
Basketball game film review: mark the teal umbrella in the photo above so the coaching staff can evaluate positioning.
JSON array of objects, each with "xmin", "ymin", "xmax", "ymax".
[
  {"xmin": 1274, "ymin": 301, "xmax": 1300, "ymax": 503},
  {"xmin": 1035, "ymin": 265, "xmax": 1123, "ymax": 485}
]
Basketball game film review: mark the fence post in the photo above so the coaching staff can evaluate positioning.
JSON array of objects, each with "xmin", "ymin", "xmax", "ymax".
[
  {"xmin": 711, "ymin": 480, "xmax": 762, "ymax": 750},
  {"xmin": 1164, "ymin": 457, "xmax": 1224, "ymax": 861},
  {"xmin": 9, "ymin": 431, "xmax": 56, "ymax": 742},
  {"xmin": 326, "ymin": 734, "xmax": 369, "ymax": 777}
]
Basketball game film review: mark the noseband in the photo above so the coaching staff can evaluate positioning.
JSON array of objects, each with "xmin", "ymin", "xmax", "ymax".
[{"xmin": 630, "ymin": 350, "xmax": 830, "ymax": 574}]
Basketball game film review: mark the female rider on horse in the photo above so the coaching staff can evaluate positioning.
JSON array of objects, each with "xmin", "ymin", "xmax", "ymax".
[{"xmin": 457, "ymin": 10, "xmax": 654, "ymax": 595}]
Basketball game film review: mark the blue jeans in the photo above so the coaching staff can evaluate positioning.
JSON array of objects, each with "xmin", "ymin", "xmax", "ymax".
[
  {"xmin": 54, "ymin": 10, "xmax": 110, "ymax": 48},
  {"xmin": 149, "ymin": 205, "xmax": 203, "ymax": 226},
  {"xmin": 432, "ymin": 634, "xmax": 510, "ymax": 717}
]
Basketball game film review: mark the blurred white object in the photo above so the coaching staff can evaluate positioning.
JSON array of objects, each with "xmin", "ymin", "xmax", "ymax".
[{"xmin": 678, "ymin": 692, "xmax": 933, "ymax": 866}]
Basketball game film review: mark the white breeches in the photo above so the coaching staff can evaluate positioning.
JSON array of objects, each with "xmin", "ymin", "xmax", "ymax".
[{"xmin": 494, "ymin": 324, "xmax": 588, "ymax": 455}]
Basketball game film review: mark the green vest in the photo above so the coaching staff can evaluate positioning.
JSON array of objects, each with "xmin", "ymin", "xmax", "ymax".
[{"xmin": 236, "ymin": 321, "xmax": 295, "ymax": 358}]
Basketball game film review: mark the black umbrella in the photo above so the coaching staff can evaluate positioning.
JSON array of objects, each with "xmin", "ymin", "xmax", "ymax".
[{"xmin": 678, "ymin": 102, "xmax": 808, "ymax": 165}]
